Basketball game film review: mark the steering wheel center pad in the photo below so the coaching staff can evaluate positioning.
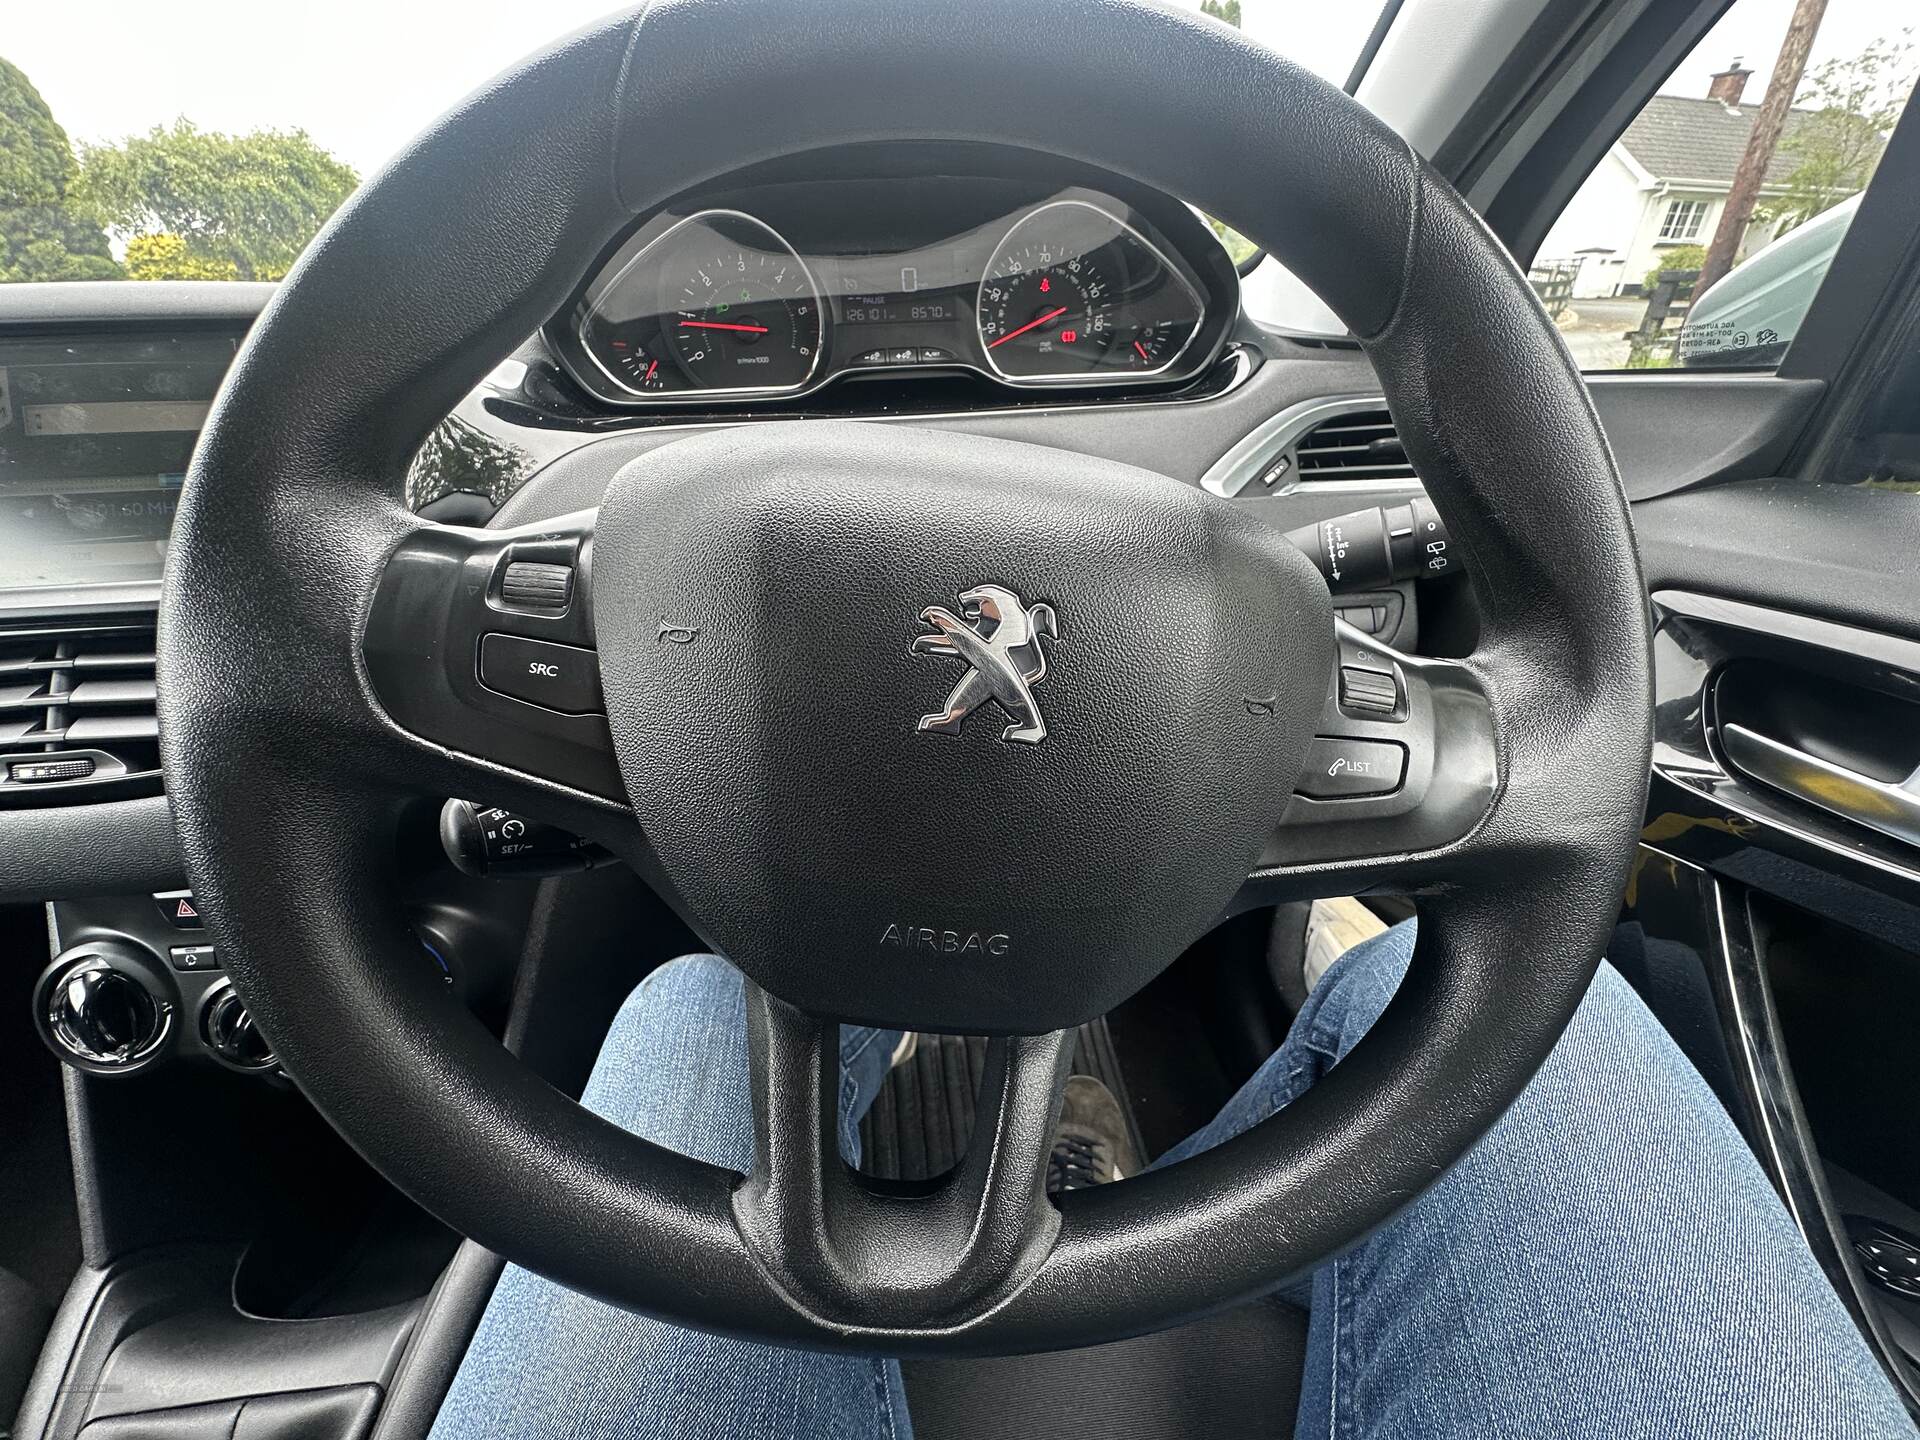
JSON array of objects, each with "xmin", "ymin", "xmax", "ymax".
[{"xmin": 595, "ymin": 422, "xmax": 1331, "ymax": 1032}]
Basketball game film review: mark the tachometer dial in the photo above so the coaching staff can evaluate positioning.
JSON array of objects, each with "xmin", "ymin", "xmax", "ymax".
[
  {"xmin": 669, "ymin": 246, "xmax": 822, "ymax": 391},
  {"xmin": 579, "ymin": 210, "xmax": 826, "ymax": 399},
  {"xmin": 977, "ymin": 201, "xmax": 1204, "ymax": 384}
]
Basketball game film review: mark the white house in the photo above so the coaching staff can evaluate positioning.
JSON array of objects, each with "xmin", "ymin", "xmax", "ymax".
[{"xmin": 1541, "ymin": 62, "xmax": 1816, "ymax": 299}]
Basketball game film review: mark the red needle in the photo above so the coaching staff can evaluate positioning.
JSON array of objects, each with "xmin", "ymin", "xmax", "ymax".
[
  {"xmin": 989, "ymin": 306, "xmax": 1069, "ymax": 349},
  {"xmin": 1133, "ymin": 340, "xmax": 1151, "ymax": 362},
  {"xmin": 679, "ymin": 319, "xmax": 770, "ymax": 334},
  {"xmin": 644, "ymin": 359, "xmax": 658, "ymax": 382}
]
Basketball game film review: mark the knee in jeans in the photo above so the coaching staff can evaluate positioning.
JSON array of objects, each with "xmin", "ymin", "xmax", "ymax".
[{"xmin": 613, "ymin": 953, "xmax": 743, "ymax": 1037}]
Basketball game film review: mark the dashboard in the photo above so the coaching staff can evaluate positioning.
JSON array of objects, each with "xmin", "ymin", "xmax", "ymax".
[
  {"xmin": 0, "ymin": 139, "xmax": 1804, "ymax": 892},
  {"xmin": 544, "ymin": 166, "xmax": 1237, "ymax": 409}
]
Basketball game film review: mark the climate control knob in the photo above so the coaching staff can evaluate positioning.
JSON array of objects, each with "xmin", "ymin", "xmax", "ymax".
[
  {"xmin": 38, "ymin": 945, "xmax": 173, "ymax": 1073},
  {"xmin": 200, "ymin": 982, "xmax": 277, "ymax": 1073}
]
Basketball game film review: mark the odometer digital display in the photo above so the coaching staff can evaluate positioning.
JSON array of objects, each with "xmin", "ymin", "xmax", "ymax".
[{"xmin": 840, "ymin": 294, "xmax": 966, "ymax": 325}]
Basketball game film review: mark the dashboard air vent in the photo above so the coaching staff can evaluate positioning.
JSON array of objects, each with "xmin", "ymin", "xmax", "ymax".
[
  {"xmin": 0, "ymin": 621, "xmax": 160, "ymax": 804},
  {"xmin": 1291, "ymin": 408, "xmax": 1416, "ymax": 485}
]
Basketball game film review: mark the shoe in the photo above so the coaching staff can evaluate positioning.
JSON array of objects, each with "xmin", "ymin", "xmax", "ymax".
[
  {"xmin": 1303, "ymin": 896, "xmax": 1387, "ymax": 991},
  {"xmin": 1047, "ymin": 1075, "xmax": 1142, "ymax": 1193}
]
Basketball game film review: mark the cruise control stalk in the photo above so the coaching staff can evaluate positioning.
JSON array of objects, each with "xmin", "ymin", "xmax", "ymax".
[{"xmin": 1284, "ymin": 498, "xmax": 1457, "ymax": 592}]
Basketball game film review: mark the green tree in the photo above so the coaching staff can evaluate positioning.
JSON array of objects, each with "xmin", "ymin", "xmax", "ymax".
[
  {"xmin": 1644, "ymin": 243, "xmax": 1707, "ymax": 293},
  {"xmin": 125, "ymin": 233, "xmax": 239, "ymax": 282},
  {"xmin": 1776, "ymin": 32, "xmax": 1916, "ymax": 230},
  {"xmin": 0, "ymin": 57, "xmax": 121, "ymax": 281},
  {"xmin": 1200, "ymin": 0, "xmax": 1243, "ymax": 25},
  {"xmin": 76, "ymin": 120, "xmax": 357, "ymax": 281}
]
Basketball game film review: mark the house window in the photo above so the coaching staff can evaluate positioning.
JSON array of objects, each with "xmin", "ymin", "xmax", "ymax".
[{"xmin": 1659, "ymin": 199, "xmax": 1710, "ymax": 242}]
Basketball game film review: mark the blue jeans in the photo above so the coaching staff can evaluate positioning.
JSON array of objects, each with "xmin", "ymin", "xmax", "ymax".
[{"xmin": 430, "ymin": 923, "xmax": 1914, "ymax": 1439}]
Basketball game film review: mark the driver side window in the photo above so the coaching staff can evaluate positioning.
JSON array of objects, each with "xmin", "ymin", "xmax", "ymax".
[{"xmin": 1535, "ymin": 0, "xmax": 1914, "ymax": 371}]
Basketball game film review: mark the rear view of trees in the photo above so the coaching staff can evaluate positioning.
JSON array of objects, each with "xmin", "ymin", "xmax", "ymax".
[
  {"xmin": 1777, "ymin": 32, "xmax": 1916, "ymax": 230},
  {"xmin": 76, "ymin": 121, "xmax": 358, "ymax": 281},
  {"xmin": 1, "ymin": 55, "xmax": 358, "ymax": 284},
  {"xmin": 0, "ymin": 58, "xmax": 120, "ymax": 282}
]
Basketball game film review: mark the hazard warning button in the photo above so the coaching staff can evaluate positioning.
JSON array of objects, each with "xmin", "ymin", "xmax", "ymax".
[{"xmin": 154, "ymin": 890, "xmax": 206, "ymax": 929}]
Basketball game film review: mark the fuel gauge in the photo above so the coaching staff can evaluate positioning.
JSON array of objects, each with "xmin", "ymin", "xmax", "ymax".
[{"xmin": 1118, "ymin": 320, "xmax": 1184, "ymax": 369}]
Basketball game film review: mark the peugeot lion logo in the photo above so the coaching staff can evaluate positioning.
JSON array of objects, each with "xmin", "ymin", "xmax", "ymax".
[{"xmin": 912, "ymin": 584, "xmax": 1057, "ymax": 744}]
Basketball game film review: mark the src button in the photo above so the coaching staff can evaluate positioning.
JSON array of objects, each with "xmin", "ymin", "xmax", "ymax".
[
  {"xmin": 478, "ymin": 634, "xmax": 603, "ymax": 714},
  {"xmin": 1296, "ymin": 737, "xmax": 1407, "ymax": 799}
]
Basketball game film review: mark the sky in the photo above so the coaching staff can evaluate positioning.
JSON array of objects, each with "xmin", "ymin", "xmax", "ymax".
[
  {"xmin": 1, "ymin": 0, "xmax": 1909, "ymax": 181},
  {"xmin": 0, "ymin": 3, "xmax": 1379, "ymax": 181},
  {"xmin": 1663, "ymin": 0, "xmax": 1905, "ymax": 103}
]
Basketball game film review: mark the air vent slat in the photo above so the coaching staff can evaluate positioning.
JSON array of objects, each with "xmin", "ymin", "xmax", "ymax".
[
  {"xmin": 1299, "ymin": 445, "xmax": 1394, "ymax": 461},
  {"xmin": 1296, "ymin": 464, "xmax": 1420, "ymax": 481},
  {"xmin": 73, "ymin": 650, "xmax": 158, "ymax": 671},
  {"xmin": 66, "ymin": 678, "xmax": 158, "ymax": 706},
  {"xmin": 1285, "ymin": 407, "xmax": 1415, "ymax": 485},
  {"xmin": 1299, "ymin": 422, "xmax": 1397, "ymax": 441},
  {"xmin": 65, "ymin": 714, "xmax": 160, "ymax": 743},
  {"xmin": 0, "ymin": 683, "xmax": 51, "ymax": 710},
  {"xmin": 0, "ymin": 621, "xmax": 158, "ymax": 802}
]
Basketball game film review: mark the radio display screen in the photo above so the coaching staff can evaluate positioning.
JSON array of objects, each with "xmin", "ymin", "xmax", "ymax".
[{"xmin": 0, "ymin": 331, "xmax": 237, "ymax": 590}]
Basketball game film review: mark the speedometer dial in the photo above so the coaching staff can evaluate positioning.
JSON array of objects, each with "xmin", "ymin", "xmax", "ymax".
[
  {"xmin": 580, "ymin": 210, "xmax": 825, "ymax": 399},
  {"xmin": 979, "ymin": 247, "xmax": 1112, "ymax": 377},
  {"xmin": 977, "ymin": 201, "xmax": 1204, "ymax": 383}
]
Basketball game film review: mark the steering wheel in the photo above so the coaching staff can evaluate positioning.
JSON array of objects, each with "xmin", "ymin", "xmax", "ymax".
[{"xmin": 157, "ymin": 0, "xmax": 1650, "ymax": 1352}]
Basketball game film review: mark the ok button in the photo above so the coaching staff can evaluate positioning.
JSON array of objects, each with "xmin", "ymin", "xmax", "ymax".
[{"xmin": 478, "ymin": 634, "xmax": 604, "ymax": 714}]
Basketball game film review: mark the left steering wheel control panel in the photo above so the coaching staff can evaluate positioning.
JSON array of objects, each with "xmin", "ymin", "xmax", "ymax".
[
  {"xmin": 362, "ymin": 514, "xmax": 621, "ymax": 799},
  {"xmin": 544, "ymin": 172, "xmax": 1235, "ymax": 410}
]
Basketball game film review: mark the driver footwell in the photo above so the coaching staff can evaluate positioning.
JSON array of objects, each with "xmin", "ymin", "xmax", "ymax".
[
  {"xmin": 861, "ymin": 1012, "xmax": 1310, "ymax": 1439},
  {"xmin": 857, "ymin": 1019, "xmax": 1148, "ymax": 1183}
]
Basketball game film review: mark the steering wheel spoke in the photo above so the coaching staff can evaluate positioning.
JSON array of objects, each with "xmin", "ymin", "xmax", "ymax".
[
  {"xmin": 1246, "ymin": 618, "xmax": 1501, "ymax": 899},
  {"xmin": 734, "ymin": 981, "xmax": 1073, "ymax": 1330},
  {"xmin": 359, "ymin": 509, "xmax": 623, "ymax": 806}
]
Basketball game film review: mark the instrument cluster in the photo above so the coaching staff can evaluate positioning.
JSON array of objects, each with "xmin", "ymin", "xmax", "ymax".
[{"xmin": 546, "ymin": 172, "xmax": 1233, "ymax": 409}]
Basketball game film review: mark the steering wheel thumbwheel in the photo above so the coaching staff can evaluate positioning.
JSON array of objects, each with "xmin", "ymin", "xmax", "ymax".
[{"xmin": 157, "ymin": 0, "xmax": 1650, "ymax": 1351}]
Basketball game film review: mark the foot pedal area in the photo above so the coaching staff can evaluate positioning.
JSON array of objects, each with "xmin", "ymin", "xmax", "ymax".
[{"xmin": 858, "ymin": 1017, "xmax": 1146, "ymax": 1182}]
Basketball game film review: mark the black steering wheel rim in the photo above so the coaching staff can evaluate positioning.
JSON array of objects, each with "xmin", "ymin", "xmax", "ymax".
[{"xmin": 156, "ymin": 0, "xmax": 1651, "ymax": 1354}]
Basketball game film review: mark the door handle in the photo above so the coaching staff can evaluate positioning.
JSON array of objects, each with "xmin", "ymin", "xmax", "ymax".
[{"xmin": 1721, "ymin": 723, "xmax": 1920, "ymax": 849}]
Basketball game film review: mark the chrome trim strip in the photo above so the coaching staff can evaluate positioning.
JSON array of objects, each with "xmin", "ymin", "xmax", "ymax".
[
  {"xmin": 0, "ymin": 581, "xmax": 164, "ymax": 618},
  {"xmin": 1198, "ymin": 393, "xmax": 1419, "ymax": 499},
  {"xmin": 1653, "ymin": 588, "xmax": 1920, "ymax": 679}
]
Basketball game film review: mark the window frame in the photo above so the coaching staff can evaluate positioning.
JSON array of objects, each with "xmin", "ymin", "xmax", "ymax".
[
  {"xmin": 1445, "ymin": 0, "xmax": 1919, "ymax": 394},
  {"xmin": 1658, "ymin": 198, "xmax": 1710, "ymax": 243}
]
